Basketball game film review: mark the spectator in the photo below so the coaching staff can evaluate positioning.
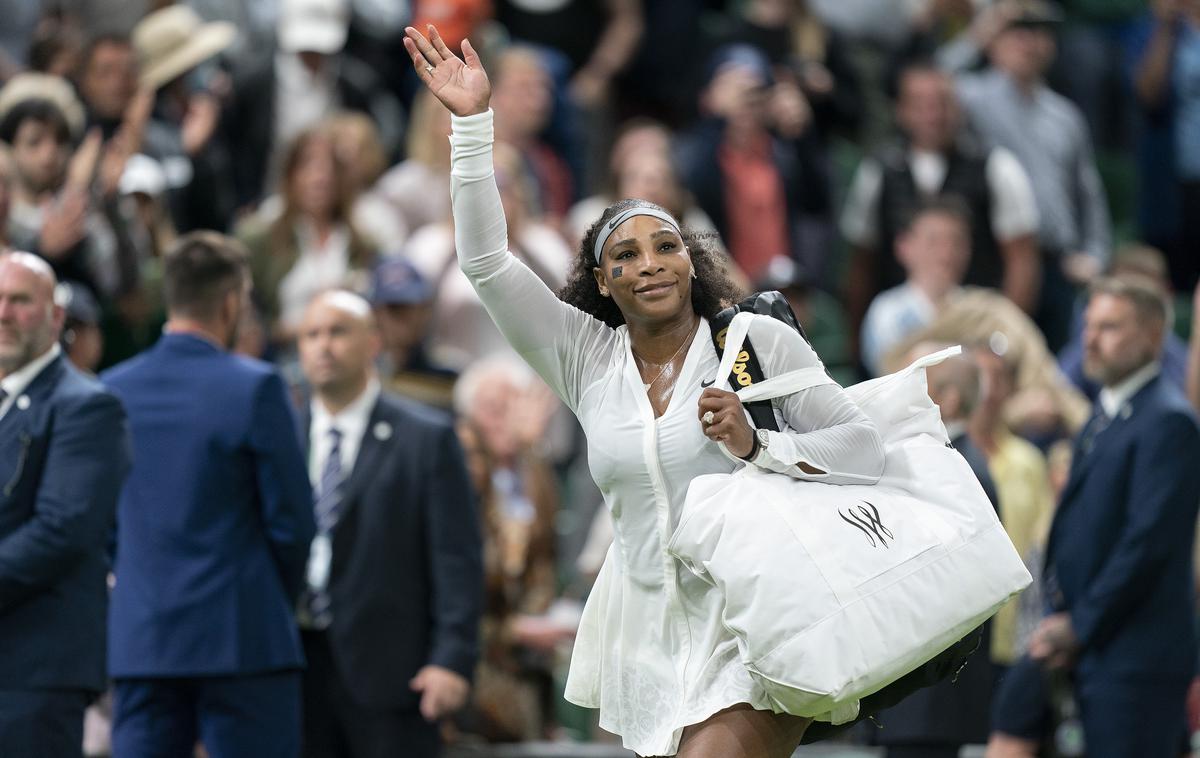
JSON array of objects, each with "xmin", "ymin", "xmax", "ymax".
[
  {"xmin": 1133, "ymin": 0, "xmax": 1200, "ymax": 293},
  {"xmin": 951, "ymin": 0, "xmax": 1112, "ymax": 351},
  {"xmin": 369, "ymin": 258, "xmax": 457, "ymax": 411},
  {"xmin": 324, "ymin": 110, "xmax": 396, "ymax": 248},
  {"xmin": 991, "ymin": 275, "xmax": 1200, "ymax": 758},
  {"xmin": 842, "ymin": 61, "xmax": 1039, "ymax": 333},
  {"xmin": 363, "ymin": 90, "xmax": 452, "ymax": 247},
  {"xmin": 225, "ymin": 0, "xmax": 403, "ymax": 209},
  {"xmin": 0, "ymin": 251, "xmax": 130, "ymax": 758},
  {"xmin": 76, "ymin": 33, "xmax": 140, "ymax": 142},
  {"xmin": 404, "ymin": 141, "xmax": 571, "ymax": 370},
  {"xmin": 566, "ymin": 118, "xmax": 721, "ymax": 253},
  {"xmin": 713, "ymin": 0, "xmax": 864, "ymax": 140},
  {"xmin": 678, "ymin": 44, "xmax": 835, "ymax": 285},
  {"xmin": 489, "ymin": 46, "xmax": 577, "ymax": 224},
  {"xmin": 860, "ymin": 196, "xmax": 971, "ymax": 377},
  {"xmin": 453, "ymin": 357, "xmax": 569, "ymax": 742},
  {"xmin": 102, "ymin": 232, "xmax": 315, "ymax": 758},
  {"xmin": 873, "ymin": 345, "xmax": 998, "ymax": 758},
  {"xmin": 1059, "ymin": 244, "xmax": 1190, "ymax": 401},
  {"xmin": 237, "ymin": 127, "xmax": 377, "ymax": 346},
  {"xmin": 132, "ymin": 5, "xmax": 238, "ymax": 234},
  {"xmin": 58, "ymin": 281, "xmax": 104, "ymax": 374},
  {"xmin": 887, "ymin": 288, "xmax": 1092, "ymax": 447},
  {"xmin": 296, "ymin": 290, "xmax": 481, "ymax": 758},
  {"xmin": 496, "ymin": 0, "xmax": 643, "ymax": 110},
  {"xmin": 969, "ymin": 342, "xmax": 1055, "ymax": 671},
  {"xmin": 0, "ymin": 77, "xmax": 132, "ymax": 300}
]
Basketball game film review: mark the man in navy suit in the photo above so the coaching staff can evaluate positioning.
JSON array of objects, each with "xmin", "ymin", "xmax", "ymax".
[
  {"xmin": 0, "ymin": 252, "xmax": 130, "ymax": 756},
  {"xmin": 991, "ymin": 275, "xmax": 1200, "ymax": 757},
  {"xmin": 296, "ymin": 290, "xmax": 482, "ymax": 758},
  {"xmin": 103, "ymin": 232, "xmax": 316, "ymax": 757}
]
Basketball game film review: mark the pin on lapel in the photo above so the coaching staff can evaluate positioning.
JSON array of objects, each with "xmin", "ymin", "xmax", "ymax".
[
  {"xmin": 16, "ymin": 395, "xmax": 30, "ymax": 411},
  {"xmin": 373, "ymin": 421, "xmax": 392, "ymax": 441}
]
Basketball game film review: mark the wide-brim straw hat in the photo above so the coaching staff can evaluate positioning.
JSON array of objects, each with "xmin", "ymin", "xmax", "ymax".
[
  {"xmin": 133, "ymin": 5, "xmax": 236, "ymax": 91},
  {"xmin": 0, "ymin": 73, "xmax": 86, "ymax": 138}
]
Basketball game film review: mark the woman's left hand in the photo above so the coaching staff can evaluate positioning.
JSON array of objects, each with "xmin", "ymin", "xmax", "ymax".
[{"xmin": 698, "ymin": 388, "xmax": 755, "ymax": 458}]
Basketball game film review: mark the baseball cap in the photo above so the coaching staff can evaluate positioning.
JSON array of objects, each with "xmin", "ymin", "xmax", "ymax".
[
  {"xmin": 278, "ymin": 0, "xmax": 349, "ymax": 55},
  {"xmin": 370, "ymin": 259, "xmax": 433, "ymax": 306}
]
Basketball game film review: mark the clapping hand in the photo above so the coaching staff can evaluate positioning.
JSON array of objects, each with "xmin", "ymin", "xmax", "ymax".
[{"xmin": 403, "ymin": 25, "xmax": 491, "ymax": 118}]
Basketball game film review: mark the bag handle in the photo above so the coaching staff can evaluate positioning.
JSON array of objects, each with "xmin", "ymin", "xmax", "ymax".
[{"xmin": 714, "ymin": 312, "xmax": 836, "ymax": 403}]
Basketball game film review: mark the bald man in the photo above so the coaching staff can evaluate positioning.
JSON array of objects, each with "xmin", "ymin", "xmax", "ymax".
[
  {"xmin": 0, "ymin": 251, "xmax": 130, "ymax": 757},
  {"xmin": 295, "ymin": 291, "xmax": 482, "ymax": 758}
]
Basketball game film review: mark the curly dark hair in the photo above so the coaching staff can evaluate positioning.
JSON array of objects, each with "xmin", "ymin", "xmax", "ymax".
[{"xmin": 558, "ymin": 199, "xmax": 744, "ymax": 328}]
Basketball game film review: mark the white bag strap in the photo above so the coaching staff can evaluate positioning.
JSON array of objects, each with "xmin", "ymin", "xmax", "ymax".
[
  {"xmin": 713, "ymin": 312, "xmax": 756, "ymax": 392},
  {"xmin": 901, "ymin": 345, "xmax": 962, "ymax": 373},
  {"xmin": 735, "ymin": 367, "xmax": 834, "ymax": 403}
]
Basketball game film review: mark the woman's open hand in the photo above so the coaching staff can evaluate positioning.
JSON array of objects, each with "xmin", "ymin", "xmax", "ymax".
[
  {"xmin": 403, "ymin": 25, "xmax": 491, "ymax": 118},
  {"xmin": 698, "ymin": 388, "xmax": 755, "ymax": 459}
]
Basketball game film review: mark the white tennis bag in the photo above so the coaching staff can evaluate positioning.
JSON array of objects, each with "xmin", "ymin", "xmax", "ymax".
[{"xmin": 668, "ymin": 313, "xmax": 1032, "ymax": 723}]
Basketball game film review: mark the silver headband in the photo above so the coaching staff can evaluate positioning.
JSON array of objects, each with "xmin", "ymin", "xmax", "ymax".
[{"xmin": 592, "ymin": 207, "xmax": 682, "ymax": 265}]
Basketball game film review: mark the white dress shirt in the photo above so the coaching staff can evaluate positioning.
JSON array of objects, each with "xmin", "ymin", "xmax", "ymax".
[
  {"xmin": 308, "ymin": 377, "xmax": 381, "ymax": 488},
  {"xmin": 0, "ymin": 343, "xmax": 61, "ymax": 420},
  {"xmin": 1098, "ymin": 360, "xmax": 1161, "ymax": 420}
]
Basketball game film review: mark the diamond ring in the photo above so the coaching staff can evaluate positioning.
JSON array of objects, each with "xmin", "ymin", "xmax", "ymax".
[
  {"xmin": 702, "ymin": 411, "xmax": 715, "ymax": 425},
  {"xmin": 425, "ymin": 65, "xmax": 435, "ymax": 74}
]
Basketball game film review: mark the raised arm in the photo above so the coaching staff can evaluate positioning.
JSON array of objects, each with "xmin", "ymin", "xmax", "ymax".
[{"xmin": 403, "ymin": 26, "xmax": 617, "ymax": 411}]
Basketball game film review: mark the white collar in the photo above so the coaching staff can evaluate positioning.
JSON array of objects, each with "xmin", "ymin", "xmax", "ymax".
[
  {"xmin": 1098, "ymin": 360, "xmax": 1160, "ymax": 419},
  {"xmin": 310, "ymin": 376, "xmax": 381, "ymax": 437},
  {"xmin": 1, "ymin": 342, "xmax": 61, "ymax": 401}
]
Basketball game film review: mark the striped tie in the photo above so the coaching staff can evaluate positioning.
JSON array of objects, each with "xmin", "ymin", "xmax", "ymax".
[{"xmin": 315, "ymin": 427, "xmax": 344, "ymax": 533}]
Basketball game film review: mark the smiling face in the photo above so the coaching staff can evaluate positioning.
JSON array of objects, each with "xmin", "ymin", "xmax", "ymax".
[{"xmin": 591, "ymin": 214, "xmax": 694, "ymax": 327}]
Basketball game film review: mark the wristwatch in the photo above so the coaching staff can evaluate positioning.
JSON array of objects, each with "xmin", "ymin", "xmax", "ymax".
[{"xmin": 753, "ymin": 429, "xmax": 772, "ymax": 458}]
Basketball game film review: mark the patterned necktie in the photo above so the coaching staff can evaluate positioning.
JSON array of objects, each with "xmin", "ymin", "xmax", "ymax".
[
  {"xmin": 1077, "ymin": 405, "xmax": 1112, "ymax": 458},
  {"xmin": 315, "ymin": 427, "xmax": 344, "ymax": 534}
]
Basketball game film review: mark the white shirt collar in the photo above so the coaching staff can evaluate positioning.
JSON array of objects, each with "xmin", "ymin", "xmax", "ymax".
[
  {"xmin": 1, "ymin": 342, "xmax": 61, "ymax": 402},
  {"xmin": 1098, "ymin": 360, "xmax": 1160, "ymax": 419},
  {"xmin": 311, "ymin": 376, "xmax": 381, "ymax": 439},
  {"xmin": 943, "ymin": 419, "xmax": 968, "ymax": 442}
]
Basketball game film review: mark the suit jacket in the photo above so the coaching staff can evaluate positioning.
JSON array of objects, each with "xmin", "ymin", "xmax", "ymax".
[
  {"xmin": 0, "ymin": 355, "xmax": 130, "ymax": 692},
  {"xmin": 874, "ymin": 432, "xmax": 999, "ymax": 746},
  {"xmin": 102, "ymin": 333, "xmax": 316, "ymax": 678},
  {"xmin": 1045, "ymin": 373, "xmax": 1200, "ymax": 682},
  {"xmin": 303, "ymin": 392, "xmax": 483, "ymax": 711}
]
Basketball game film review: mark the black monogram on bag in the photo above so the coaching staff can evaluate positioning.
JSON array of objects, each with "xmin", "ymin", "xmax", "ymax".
[{"xmin": 839, "ymin": 501, "xmax": 894, "ymax": 548}]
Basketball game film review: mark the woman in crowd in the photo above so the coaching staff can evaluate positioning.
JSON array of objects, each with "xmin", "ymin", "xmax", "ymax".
[
  {"xmin": 236, "ymin": 126, "xmax": 375, "ymax": 345},
  {"xmin": 404, "ymin": 25, "xmax": 883, "ymax": 757}
]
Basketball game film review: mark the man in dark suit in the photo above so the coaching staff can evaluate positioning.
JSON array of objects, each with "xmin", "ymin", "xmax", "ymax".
[
  {"xmin": 103, "ymin": 232, "xmax": 316, "ymax": 757},
  {"xmin": 0, "ymin": 251, "xmax": 130, "ymax": 756},
  {"xmin": 991, "ymin": 275, "xmax": 1200, "ymax": 757},
  {"xmin": 296, "ymin": 290, "xmax": 482, "ymax": 758},
  {"xmin": 873, "ymin": 348, "xmax": 999, "ymax": 758}
]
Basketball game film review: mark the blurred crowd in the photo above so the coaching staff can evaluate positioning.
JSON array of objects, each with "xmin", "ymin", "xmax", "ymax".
[{"xmin": 4, "ymin": 0, "xmax": 1200, "ymax": 754}]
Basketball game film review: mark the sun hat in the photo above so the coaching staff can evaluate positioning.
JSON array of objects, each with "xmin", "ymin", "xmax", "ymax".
[
  {"xmin": 0, "ymin": 73, "xmax": 86, "ymax": 139},
  {"xmin": 132, "ymin": 5, "xmax": 236, "ymax": 90}
]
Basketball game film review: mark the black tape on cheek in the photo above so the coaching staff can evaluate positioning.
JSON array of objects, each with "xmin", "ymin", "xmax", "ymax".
[{"xmin": 612, "ymin": 266, "xmax": 623, "ymax": 279}]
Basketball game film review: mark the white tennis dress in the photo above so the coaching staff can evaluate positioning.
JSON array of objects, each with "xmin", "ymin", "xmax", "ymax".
[{"xmin": 450, "ymin": 110, "xmax": 886, "ymax": 756}]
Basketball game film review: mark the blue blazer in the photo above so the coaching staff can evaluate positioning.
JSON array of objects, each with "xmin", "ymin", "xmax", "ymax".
[
  {"xmin": 1046, "ymin": 373, "xmax": 1200, "ymax": 682},
  {"xmin": 0, "ymin": 355, "xmax": 130, "ymax": 692},
  {"xmin": 301, "ymin": 392, "xmax": 482, "ymax": 710},
  {"xmin": 103, "ymin": 334, "xmax": 316, "ymax": 678}
]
